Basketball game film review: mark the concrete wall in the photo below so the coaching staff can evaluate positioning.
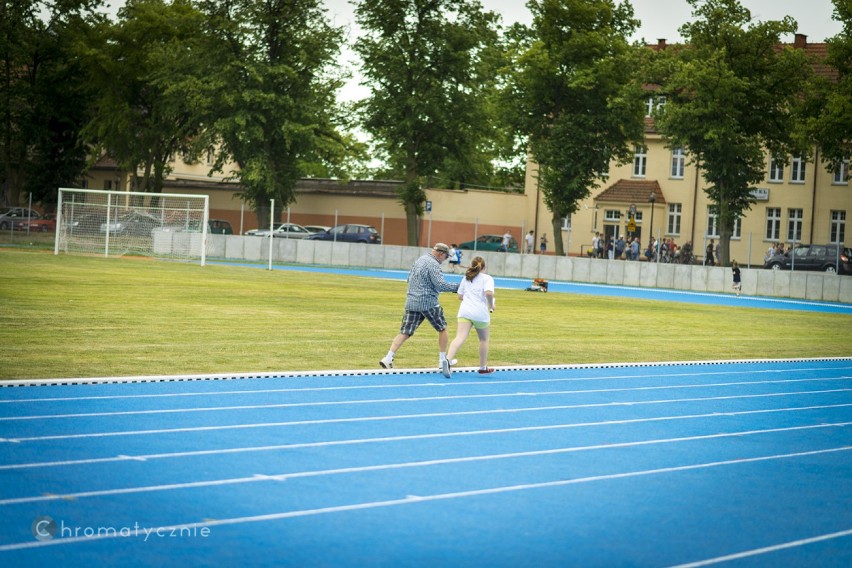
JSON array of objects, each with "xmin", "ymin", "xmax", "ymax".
[{"xmin": 206, "ymin": 234, "xmax": 852, "ymax": 304}]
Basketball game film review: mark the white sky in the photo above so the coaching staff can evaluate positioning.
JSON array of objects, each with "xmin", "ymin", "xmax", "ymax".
[
  {"xmin": 324, "ymin": 0, "xmax": 841, "ymax": 43},
  {"xmin": 323, "ymin": 0, "xmax": 842, "ymax": 101},
  {"xmin": 104, "ymin": 0, "xmax": 842, "ymax": 101}
]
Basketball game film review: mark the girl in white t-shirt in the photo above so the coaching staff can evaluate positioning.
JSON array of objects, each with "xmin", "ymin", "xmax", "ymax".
[{"xmin": 447, "ymin": 256, "xmax": 496, "ymax": 374}]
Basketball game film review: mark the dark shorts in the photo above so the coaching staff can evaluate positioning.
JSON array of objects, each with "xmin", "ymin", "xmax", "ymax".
[{"xmin": 399, "ymin": 306, "xmax": 448, "ymax": 336}]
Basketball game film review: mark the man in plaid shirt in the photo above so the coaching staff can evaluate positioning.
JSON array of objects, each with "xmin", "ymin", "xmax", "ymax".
[{"xmin": 380, "ymin": 243, "xmax": 459, "ymax": 377}]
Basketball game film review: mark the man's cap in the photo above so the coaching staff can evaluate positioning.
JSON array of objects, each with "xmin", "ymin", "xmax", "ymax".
[{"xmin": 433, "ymin": 243, "xmax": 450, "ymax": 254}]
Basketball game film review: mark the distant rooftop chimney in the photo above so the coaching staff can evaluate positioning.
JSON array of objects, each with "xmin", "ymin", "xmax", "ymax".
[
  {"xmin": 657, "ymin": 38, "xmax": 667, "ymax": 50},
  {"xmin": 794, "ymin": 33, "xmax": 807, "ymax": 49}
]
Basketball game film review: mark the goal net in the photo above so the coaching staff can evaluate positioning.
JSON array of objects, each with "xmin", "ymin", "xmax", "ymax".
[{"xmin": 54, "ymin": 188, "xmax": 209, "ymax": 265}]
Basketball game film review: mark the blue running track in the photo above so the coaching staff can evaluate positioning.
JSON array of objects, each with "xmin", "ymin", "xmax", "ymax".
[{"xmin": 1, "ymin": 359, "xmax": 851, "ymax": 566}]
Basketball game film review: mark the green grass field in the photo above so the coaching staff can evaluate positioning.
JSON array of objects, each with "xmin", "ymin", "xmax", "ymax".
[{"xmin": 1, "ymin": 248, "xmax": 850, "ymax": 380}]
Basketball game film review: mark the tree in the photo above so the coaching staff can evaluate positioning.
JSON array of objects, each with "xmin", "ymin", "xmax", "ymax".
[
  {"xmin": 500, "ymin": 0, "xmax": 646, "ymax": 256},
  {"xmin": 0, "ymin": 0, "xmax": 99, "ymax": 209},
  {"xmin": 80, "ymin": 0, "xmax": 208, "ymax": 198},
  {"xmin": 196, "ymin": 0, "xmax": 345, "ymax": 226},
  {"xmin": 651, "ymin": 0, "xmax": 812, "ymax": 266},
  {"xmin": 799, "ymin": 0, "xmax": 852, "ymax": 178},
  {"xmin": 353, "ymin": 0, "xmax": 501, "ymax": 246}
]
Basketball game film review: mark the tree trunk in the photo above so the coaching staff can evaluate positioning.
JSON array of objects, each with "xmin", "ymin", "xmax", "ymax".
[{"xmin": 551, "ymin": 213, "xmax": 564, "ymax": 256}]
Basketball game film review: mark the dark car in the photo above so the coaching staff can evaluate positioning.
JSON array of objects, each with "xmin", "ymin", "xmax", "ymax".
[
  {"xmin": 307, "ymin": 224, "xmax": 381, "ymax": 244},
  {"xmin": 100, "ymin": 211, "xmax": 162, "ymax": 237},
  {"xmin": 161, "ymin": 219, "xmax": 234, "ymax": 235},
  {"xmin": 764, "ymin": 244, "xmax": 852, "ymax": 274},
  {"xmin": 459, "ymin": 234, "xmax": 519, "ymax": 253}
]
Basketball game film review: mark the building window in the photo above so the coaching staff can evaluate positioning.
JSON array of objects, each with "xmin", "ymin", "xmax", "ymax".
[
  {"xmin": 604, "ymin": 210, "xmax": 622, "ymax": 222},
  {"xmin": 830, "ymin": 210, "xmax": 846, "ymax": 244},
  {"xmin": 633, "ymin": 145, "xmax": 647, "ymax": 177},
  {"xmin": 787, "ymin": 209, "xmax": 803, "ymax": 242},
  {"xmin": 790, "ymin": 156, "xmax": 806, "ymax": 183},
  {"xmin": 667, "ymin": 203, "xmax": 682, "ymax": 235},
  {"xmin": 731, "ymin": 216, "xmax": 742, "ymax": 239},
  {"xmin": 671, "ymin": 147, "xmax": 685, "ymax": 179},
  {"xmin": 834, "ymin": 159, "xmax": 849, "ymax": 184},
  {"xmin": 769, "ymin": 156, "xmax": 784, "ymax": 182},
  {"xmin": 766, "ymin": 207, "xmax": 781, "ymax": 240},
  {"xmin": 707, "ymin": 206, "xmax": 719, "ymax": 238},
  {"xmin": 645, "ymin": 96, "xmax": 666, "ymax": 117}
]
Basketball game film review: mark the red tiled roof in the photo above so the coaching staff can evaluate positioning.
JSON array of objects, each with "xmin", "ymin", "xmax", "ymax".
[{"xmin": 595, "ymin": 179, "xmax": 665, "ymax": 204}]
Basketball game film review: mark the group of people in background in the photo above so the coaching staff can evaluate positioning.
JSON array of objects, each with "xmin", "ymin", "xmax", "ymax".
[
  {"xmin": 589, "ymin": 232, "xmax": 695, "ymax": 265},
  {"xmin": 764, "ymin": 242, "xmax": 792, "ymax": 262}
]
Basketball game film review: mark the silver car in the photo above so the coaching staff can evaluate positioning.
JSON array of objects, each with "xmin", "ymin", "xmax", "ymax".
[{"xmin": 244, "ymin": 222, "xmax": 313, "ymax": 239}]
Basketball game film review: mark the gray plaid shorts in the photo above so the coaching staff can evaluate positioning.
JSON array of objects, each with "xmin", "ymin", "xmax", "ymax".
[{"xmin": 399, "ymin": 306, "xmax": 448, "ymax": 336}]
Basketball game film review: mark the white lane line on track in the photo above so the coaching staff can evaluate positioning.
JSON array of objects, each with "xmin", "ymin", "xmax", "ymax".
[
  {"xmin": 2, "ymin": 377, "xmax": 851, "ymax": 422},
  {"xmin": 3, "ymin": 366, "xmax": 851, "ymax": 404},
  {"xmin": 1, "ymin": 446, "xmax": 850, "ymax": 552},
  {"xmin": 0, "ymin": 423, "xmax": 849, "ymax": 506},
  {"xmin": 2, "ymin": 389, "xmax": 851, "ymax": 442},
  {"xmin": 1, "ymin": 403, "xmax": 849, "ymax": 469},
  {"xmin": 667, "ymin": 528, "xmax": 852, "ymax": 567}
]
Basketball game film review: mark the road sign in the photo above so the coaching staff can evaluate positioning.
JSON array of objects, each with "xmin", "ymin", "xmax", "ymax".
[
  {"xmin": 425, "ymin": 200, "xmax": 432, "ymax": 213},
  {"xmin": 627, "ymin": 218, "xmax": 636, "ymax": 232}
]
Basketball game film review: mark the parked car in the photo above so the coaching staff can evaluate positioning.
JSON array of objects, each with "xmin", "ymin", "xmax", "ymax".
[
  {"xmin": 66, "ymin": 212, "xmax": 108, "ymax": 235},
  {"xmin": 304, "ymin": 225, "xmax": 331, "ymax": 234},
  {"xmin": 160, "ymin": 218, "xmax": 233, "ymax": 235},
  {"xmin": 16, "ymin": 213, "xmax": 56, "ymax": 233},
  {"xmin": 100, "ymin": 211, "xmax": 162, "ymax": 237},
  {"xmin": 459, "ymin": 234, "xmax": 519, "ymax": 253},
  {"xmin": 307, "ymin": 224, "xmax": 381, "ymax": 244},
  {"xmin": 245, "ymin": 222, "xmax": 313, "ymax": 239},
  {"xmin": 0, "ymin": 207, "xmax": 40, "ymax": 230},
  {"xmin": 208, "ymin": 219, "xmax": 233, "ymax": 235},
  {"xmin": 764, "ymin": 244, "xmax": 852, "ymax": 274}
]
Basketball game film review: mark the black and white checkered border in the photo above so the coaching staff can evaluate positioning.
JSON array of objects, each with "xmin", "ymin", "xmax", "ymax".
[{"xmin": 2, "ymin": 357, "xmax": 850, "ymax": 388}]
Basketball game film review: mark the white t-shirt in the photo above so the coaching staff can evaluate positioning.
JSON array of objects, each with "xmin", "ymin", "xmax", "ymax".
[{"xmin": 456, "ymin": 272, "xmax": 495, "ymax": 323}]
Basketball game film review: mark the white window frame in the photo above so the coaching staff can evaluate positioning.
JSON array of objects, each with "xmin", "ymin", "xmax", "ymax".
[
  {"xmin": 766, "ymin": 207, "xmax": 782, "ymax": 240},
  {"xmin": 787, "ymin": 208, "xmax": 803, "ymax": 242},
  {"xmin": 667, "ymin": 203, "xmax": 682, "ymax": 235},
  {"xmin": 633, "ymin": 145, "xmax": 647, "ymax": 178},
  {"xmin": 769, "ymin": 156, "xmax": 784, "ymax": 183},
  {"xmin": 790, "ymin": 156, "xmax": 806, "ymax": 183},
  {"xmin": 833, "ymin": 159, "xmax": 849, "ymax": 185},
  {"xmin": 830, "ymin": 210, "xmax": 846, "ymax": 244},
  {"xmin": 671, "ymin": 147, "xmax": 685, "ymax": 179},
  {"xmin": 706, "ymin": 206, "xmax": 719, "ymax": 238}
]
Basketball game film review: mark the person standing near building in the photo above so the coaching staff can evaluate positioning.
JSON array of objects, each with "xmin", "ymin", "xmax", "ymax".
[
  {"xmin": 501, "ymin": 229, "xmax": 512, "ymax": 252},
  {"xmin": 380, "ymin": 243, "xmax": 460, "ymax": 374},
  {"xmin": 446, "ymin": 256, "xmax": 496, "ymax": 377},
  {"xmin": 525, "ymin": 230, "xmax": 535, "ymax": 254},
  {"xmin": 706, "ymin": 239, "xmax": 716, "ymax": 266},
  {"xmin": 540, "ymin": 233, "xmax": 547, "ymax": 254}
]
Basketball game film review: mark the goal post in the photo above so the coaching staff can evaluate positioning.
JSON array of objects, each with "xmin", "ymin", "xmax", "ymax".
[{"xmin": 54, "ymin": 188, "xmax": 209, "ymax": 265}]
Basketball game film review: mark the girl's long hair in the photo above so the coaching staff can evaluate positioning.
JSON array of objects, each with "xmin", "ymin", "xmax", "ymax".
[{"xmin": 465, "ymin": 256, "xmax": 485, "ymax": 281}]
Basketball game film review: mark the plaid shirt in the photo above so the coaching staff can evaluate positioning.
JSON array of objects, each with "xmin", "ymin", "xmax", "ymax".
[{"xmin": 404, "ymin": 253, "xmax": 459, "ymax": 311}]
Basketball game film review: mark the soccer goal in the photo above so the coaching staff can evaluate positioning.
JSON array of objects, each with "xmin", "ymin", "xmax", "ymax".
[{"xmin": 54, "ymin": 188, "xmax": 210, "ymax": 265}]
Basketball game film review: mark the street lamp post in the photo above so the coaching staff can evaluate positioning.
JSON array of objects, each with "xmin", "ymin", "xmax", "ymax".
[{"xmin": 648, "ymin": 193, "xmax": 656, "ymax": 260}]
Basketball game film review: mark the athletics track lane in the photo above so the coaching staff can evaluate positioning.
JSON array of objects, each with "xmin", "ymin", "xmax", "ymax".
[{"xmin": 0, "ymin": 359, "xmax": 850, "ymax": 566}]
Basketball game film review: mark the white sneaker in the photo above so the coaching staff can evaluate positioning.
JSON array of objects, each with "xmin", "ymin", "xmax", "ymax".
[
  {"xmin": 438, "ymin": 359, "xmax": 457, "ymax": 370},
  {"xmin": 441, "ymin": 358, "xmax": 451, "ymax": 379},
  {"xmin": 380, "ymin": 356, "xmax": 393, "ymax": 369}
]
